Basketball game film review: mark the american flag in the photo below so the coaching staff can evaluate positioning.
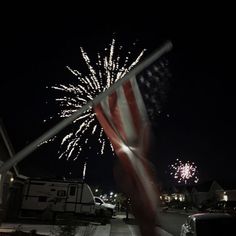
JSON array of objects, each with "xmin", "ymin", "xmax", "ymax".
[
  {"xmin": 94, "ymin": 53, "xmax": 170, "ymax": 235},
  {"xmin": 137, "ymin": 57, "xmax": 171, "ymax": 122}
]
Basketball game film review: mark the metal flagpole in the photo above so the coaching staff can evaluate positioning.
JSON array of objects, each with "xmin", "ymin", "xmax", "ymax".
[{"xmin": 0, "ymin": 41, "xmax": 172, "ymax": 174}]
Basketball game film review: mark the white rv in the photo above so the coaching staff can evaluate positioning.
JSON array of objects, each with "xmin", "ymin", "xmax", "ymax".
[{"xmin": 20, "ymin": 178, "xmax": 96, "ymax": 218}]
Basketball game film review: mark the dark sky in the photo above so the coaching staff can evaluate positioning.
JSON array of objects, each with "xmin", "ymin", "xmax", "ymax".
[{"xmin": 0, "ymin": 7, "xmax": 235, "ymax": 191}]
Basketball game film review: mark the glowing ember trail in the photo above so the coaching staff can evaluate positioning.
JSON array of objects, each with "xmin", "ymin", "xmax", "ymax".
[{"xmin": 48, "ymin": 39, "xmax": 145, "ymax": 161}]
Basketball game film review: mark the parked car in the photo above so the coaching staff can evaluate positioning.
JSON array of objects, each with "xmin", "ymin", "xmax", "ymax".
[
  {"xmin": 94, "ymin": 196, "xmax": 116, "ymax": 217},
  {"xmin": 180, "ymin": 213, "xmax": 236, "ymax": 236},
  {"xmin": 207, "ymin": 201, "xmax": 236, "ymax": 214}
]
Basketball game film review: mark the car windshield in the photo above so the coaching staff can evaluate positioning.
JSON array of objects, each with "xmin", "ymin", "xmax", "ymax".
[
  {"xmin": 95, "ymin": 197, "xmax": 103, "ymax": 204},
  {"xmin": 196, "ymin": 217, "xmax": 236, "ymax": 235}
]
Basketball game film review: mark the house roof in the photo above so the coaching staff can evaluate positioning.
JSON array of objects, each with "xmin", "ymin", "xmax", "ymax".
[
  {"xmin": 174, "ymin": 185, "xmax": 196, "ymax": 194},
  {"xmin": 216, "ymin": 179, "xmax": 236, "ymax": 190},
  {"xmin": 194, "ymin": 180, "xmax": 215, "ymax": 192},
  {"xmin": 161, "ymin": 184, "xmax": 195, "ymax": 194},
  {"xmin": 192, "ymin": 179, "xmax": 236, "ymax": 192}
]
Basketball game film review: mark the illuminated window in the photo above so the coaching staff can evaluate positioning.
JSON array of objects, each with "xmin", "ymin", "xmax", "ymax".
[{"xmin": 223, "ymin": 193, "xmax": 228, "ymax": 201}]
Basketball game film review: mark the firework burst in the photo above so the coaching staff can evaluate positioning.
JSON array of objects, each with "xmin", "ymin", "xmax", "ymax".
[
  {"xmin": 169, "ymin": 159, "xmax": 199, "ymax": 184},
  {"xmin": 48, "ymin": 39, "xmax": 145, "ymax": 161}
]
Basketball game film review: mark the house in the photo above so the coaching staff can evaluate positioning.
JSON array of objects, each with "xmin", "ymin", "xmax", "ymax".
[
  {"xmin": 160, "ymin": 179, "xmax": 236, "ymax": 208},
  {"xmin": 191, "ymin": 180, "xmax": 236, "ymax": 207},
  {"xmin": 191, "ymin": 180, "xmax": 222, "ymax": 207},
  {"xmin": 159, "ymin": 185, "xmax": 193, "ymax": 204},
  {"xmin": 215, "ymin": 180, "xmax": 236, "ymax": 202},
  {"xmin": 173, "ymin": 185, "xmax": 194, "ymax": 203}
]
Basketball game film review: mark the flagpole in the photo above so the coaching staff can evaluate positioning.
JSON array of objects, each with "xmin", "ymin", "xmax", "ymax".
[{"xmin": 0, "ymin": 41, "xmax": 172, "ymax": 174}]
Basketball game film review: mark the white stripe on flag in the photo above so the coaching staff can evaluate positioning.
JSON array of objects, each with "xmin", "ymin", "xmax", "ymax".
[
  {"xmin": 130, "ymin": 76, "xmax": 149, "ymax": 123},
  {"xmin": 117, "ymin": 83, "xmax": 137, "ymax": 145}
]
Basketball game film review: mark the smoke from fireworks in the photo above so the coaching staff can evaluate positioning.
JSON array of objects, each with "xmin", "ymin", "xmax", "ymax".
[
  {"xmin": 169, "ymin": 159, "xmax": 199, "ymax": 184},
  {"xmin": 47, "ymin": 39, "xmax": 145, "ymax": 161}
]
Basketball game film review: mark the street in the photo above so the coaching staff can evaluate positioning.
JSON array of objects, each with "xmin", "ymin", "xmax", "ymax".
[
  {"xmin": 110, "ymin": 211, "xmax": 189, "ymax": 236},
  {"xmin": 111, "ymin": 214, "xmax": 173, "ymax": 236},
  {"xmin": 158, "ymin": 211, "xmax": 189, "ymax": 236},
  {"xmin": 0, "ymin": 211, "xmax": 191, "ymax": 235}
]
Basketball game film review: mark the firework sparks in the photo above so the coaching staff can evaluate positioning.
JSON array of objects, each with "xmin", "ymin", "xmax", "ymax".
[
  {"xmin": 49, "ymin": 39, "xmax": 145, "ymax": 161},
  {"xmin": 169, "ymin": 159, "xmax": 199, "ymax": 184}
]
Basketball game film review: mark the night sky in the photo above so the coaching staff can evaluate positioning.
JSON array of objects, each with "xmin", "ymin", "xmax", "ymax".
[{"xmin": 0, "ymin": 8, "xmax": 235, "ymax": 192}]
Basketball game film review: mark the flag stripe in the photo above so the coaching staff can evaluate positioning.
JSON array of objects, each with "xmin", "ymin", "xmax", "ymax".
[
  {"xmin": 130, "ymin": 77, "xmax": 151, "ymax": 156},
  {"xmin": 94, "ymin": 103, "xmax": 120, "ymax": 149},
  {"xmin": 130, "ymin": 76, "xmax": 149, "ymax": 123},
  {"xmin": 116, "ymin": 84, "xmax": 137, "ymax": 145},
  {"xmin": 94, "ymin": 77, "xmax": 158, "ymax": 212},
  {"xmin": 123, "ymin": 80, "xmax": 142, "ymax": 135},
  {"xmin": 93, "ymin": 63, "xmax": 161, "ymax": 236},
  {"xmin": 108, "ymin": 91, "xmax": 128, "ymax": 143}
]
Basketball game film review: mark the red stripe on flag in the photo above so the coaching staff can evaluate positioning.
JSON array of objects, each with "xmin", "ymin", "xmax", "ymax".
[
  {"xmin": 94, "ymin": 103, "xmax": 120, "ymax": 150},
  {"xmin": 123, "ymin": 80, "xmax": 142, "ymax": 134},
  {"xmin": 108, "ymin": 91, "xmax": 127, "ymax": 144}
]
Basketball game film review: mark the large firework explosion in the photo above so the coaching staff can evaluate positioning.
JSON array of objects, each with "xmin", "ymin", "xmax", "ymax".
[
  {"xmin": 47, "ymin": 39, "xmax": 146, "ymax": 161},
  {"xmin": 169, "ymin": 158, "xmax": 199, "ymax": 184}
]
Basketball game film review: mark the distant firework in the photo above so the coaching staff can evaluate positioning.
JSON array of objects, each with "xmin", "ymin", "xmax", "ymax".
[
  {"xmin": 169, "ymin": 159, "xmax": 199, "ymax": 184},
  {"xmin": 46, "ymin": 38, "xmax": 145, "ymax": 161}
]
